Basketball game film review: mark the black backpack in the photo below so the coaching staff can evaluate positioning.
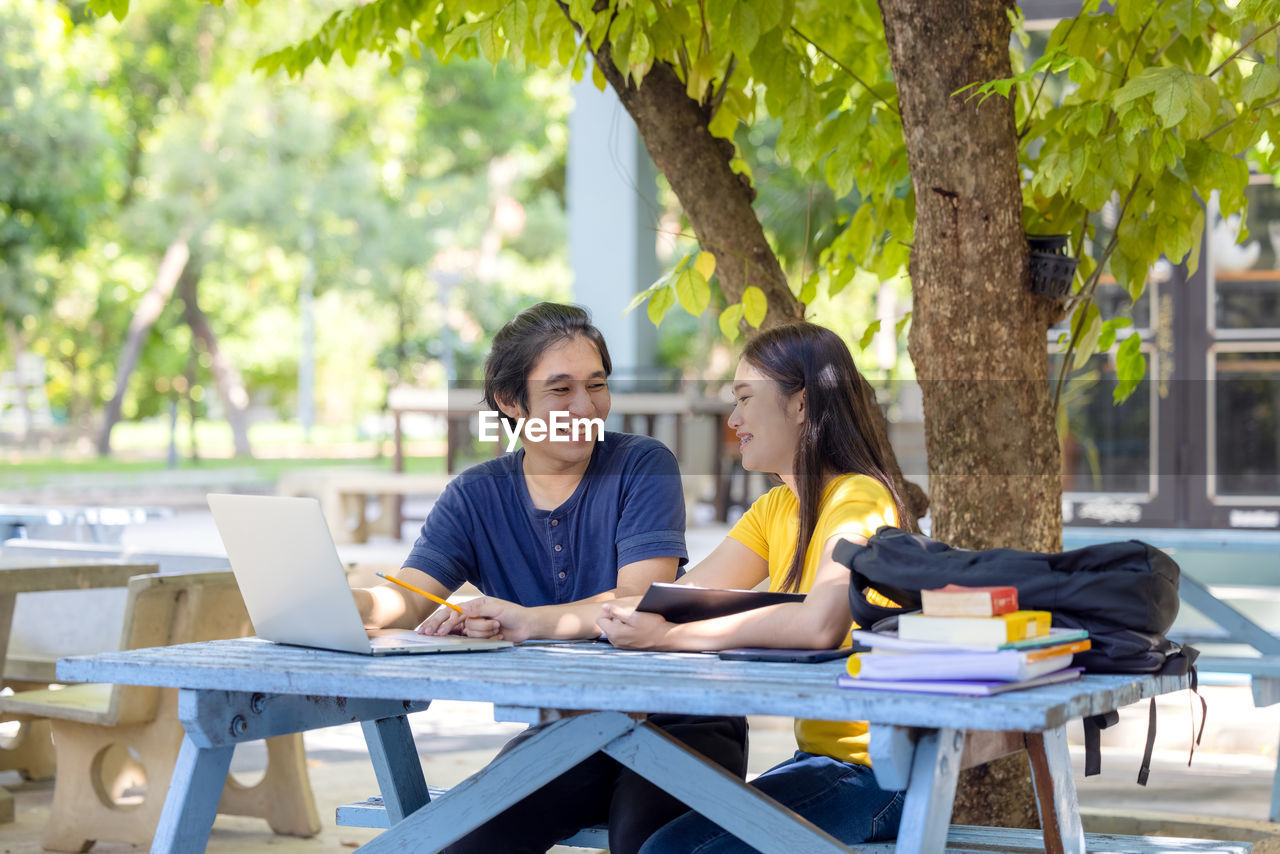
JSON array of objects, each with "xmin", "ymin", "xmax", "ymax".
[{"xmin": 833, "ymin": 527, "xmax": 1203, "ymax": 783}]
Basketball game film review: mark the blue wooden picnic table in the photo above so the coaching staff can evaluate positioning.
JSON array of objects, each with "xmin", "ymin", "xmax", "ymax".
[{"xmin": 56, "ymin": 638, "xmax": 1188, "ymax": 854}]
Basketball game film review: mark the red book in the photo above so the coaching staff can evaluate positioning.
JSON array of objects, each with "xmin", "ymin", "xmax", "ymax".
[{"xmin": 920, "ymin": 584, "xmax": 1019, "ymax": 617}]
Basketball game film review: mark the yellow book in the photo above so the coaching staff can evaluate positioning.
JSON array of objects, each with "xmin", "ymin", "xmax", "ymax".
[{"xmin": 897, "ymin": 610, "xmax": 1051, "ymax": 645}]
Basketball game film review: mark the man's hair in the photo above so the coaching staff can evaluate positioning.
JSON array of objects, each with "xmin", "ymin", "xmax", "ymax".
[{"xmin": 483, "ymin": 302, "xmax": 612, "ymax": 427}]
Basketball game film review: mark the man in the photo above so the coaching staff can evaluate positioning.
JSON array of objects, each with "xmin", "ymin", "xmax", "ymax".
[{"xmin": 355, "ymin": 302, "xmax": 747, "ymax": 854}]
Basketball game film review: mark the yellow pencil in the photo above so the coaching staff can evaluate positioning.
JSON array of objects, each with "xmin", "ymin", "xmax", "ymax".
[{"xmin": 375, "ymin": 571, "xmax": 465, "ymax": 615}]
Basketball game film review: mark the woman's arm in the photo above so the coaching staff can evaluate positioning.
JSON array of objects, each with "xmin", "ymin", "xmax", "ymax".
[
  {"xmin": 676, "ymin": 537, "xmax": 770, "ymax": 590},
  {"xmin": 599, "ymin": 532, "xmax": 860, "ymax": 651}
]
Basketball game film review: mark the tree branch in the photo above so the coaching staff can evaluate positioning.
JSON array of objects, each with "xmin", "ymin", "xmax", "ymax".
[
  {"xmin": 790, "ymin": 26, "xmax": 894, "ymax": 110},
  {"xmin": 1052, "ymin": 178, "xmax": 1141, "ymax": 411},
  {"xmin": 1209, "ymin": 20, "xmax": 1280, "ymax": 77},
  {"xmin": 1018, "ymin": 15, "xmax": 1080, "ymax": 140},
  {"xmin": 1204, "ymin": 93, "xmax": 1280, "ymax": 140}
]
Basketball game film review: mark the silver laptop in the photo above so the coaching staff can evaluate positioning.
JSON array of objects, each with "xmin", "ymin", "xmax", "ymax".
[{"xmin": 207, "ymin": 493, "xmax": 512, "ymax": 656}]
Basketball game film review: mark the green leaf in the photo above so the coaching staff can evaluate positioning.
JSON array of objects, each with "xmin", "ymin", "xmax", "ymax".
[
  {"xmin": 503, "ymin": 1, "xmax": 529, "ymax": 46},
  {"xmin": 719, "ymin": 303, "xmax": 744, "ymax": 341},
  {"xmin": 798, "ymin": 272, "xmax": 819, "ymax": 305},
  {"xmin": 675, "ymin": 267, "xmax": 711, "ymax": 315},
  {"xmin": 858, "ymin": 319, "xmax": 882, "ymax": 351},
  {"xmin": 895, "ymin": 312, "xmax": 912, "ymax": 337},
  {"xmin": 728, "ymin": 4, "xmax": 760, "ymax": 56},
  {"xmin": 1242, "ymin": 63, "xmax": 1280, "ymax": 106},
  {"xmin": 625, "ymin": 272, "xmax": 675, "ymax": 315},
  {"xmin": 477, "ymin": 17, "xmax": 504, "ymax": 64},
  {"xmin": 742, "ymin": 286, "xmax": 768, "ymax": 327},
  {"xmin": 647, "ymin": 286, "xmax": 675, "ymax": 327},
  {"xmin": 1151, "ymin": 69, "xmax": 1193, "ymax": 127},
  {"xmin": 1097, "ymin": 317, "xmax": 1131, "ymax": 352},
  {"xmin": 1113, "ymin": 333, "xmax": 1147, "ymax": 404},
  {"xmin": 1113, "ymin": 66, "xmax": 1167, "ymax": 106},
  {"xmin": 693, "ymin": 251, "xmax": 716, "ymax": 280},
  {"xmin": 1071, "ymin": 302, "xmax": 1103, "ymax": 370}
]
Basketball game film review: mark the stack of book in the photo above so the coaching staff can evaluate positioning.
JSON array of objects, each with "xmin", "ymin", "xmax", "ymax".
[{"xmin": 837, "ymin": 584, "xmax": 1089, "ymax": 696}]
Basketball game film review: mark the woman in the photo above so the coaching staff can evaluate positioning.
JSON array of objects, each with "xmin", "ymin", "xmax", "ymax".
[{"xmin": 598, "ymin": 321, "xmax": 914, "ymax": 853}]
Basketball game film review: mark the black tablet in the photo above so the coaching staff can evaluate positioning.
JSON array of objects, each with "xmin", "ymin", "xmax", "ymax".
[{"xmin": 635, "ymin": 582, "xmax": 805, "ymax": 624}]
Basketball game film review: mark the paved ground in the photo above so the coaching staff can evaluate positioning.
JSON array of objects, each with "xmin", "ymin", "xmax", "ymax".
[{"xmin": 0, "ymin": 503, "xmax": 1277, "ymax": 851}]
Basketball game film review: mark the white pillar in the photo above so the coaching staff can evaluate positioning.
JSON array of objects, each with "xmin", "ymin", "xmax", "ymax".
[{"xmin": 567, "ymin": 75, "xmax": 659, "ymax": 389}]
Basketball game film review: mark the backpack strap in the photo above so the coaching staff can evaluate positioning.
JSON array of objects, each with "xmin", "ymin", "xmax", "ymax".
[
  {"xmin": 1082, "ymin": 710, "xmax": 1119, "ymax": 777},
  {"xmin": 1186, "ymin": 659, "xmax": 1207, "ymax": 768},
  {"xmin": 1137, "ymin": 698, "xmax": 1156, "ymax": 785}
]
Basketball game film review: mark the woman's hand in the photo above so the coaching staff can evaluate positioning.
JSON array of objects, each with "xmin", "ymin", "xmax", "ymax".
[{"xmin": 596, "ymin": 602, "xmax": 676, "ymax": 650}]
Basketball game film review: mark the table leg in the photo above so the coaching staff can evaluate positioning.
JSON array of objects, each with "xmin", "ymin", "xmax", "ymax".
[
  {"xmin": 358, "ymin": 711, "xmax": 640, "ymax": 853},
  {"xmin": 1026, "ymin": 727, "xmax": 1085, "ymax": 854},
  {"xmin": 893, "ymin": 727, "xmax": 965, "ymax": 854},
  {"xmin": 150, "ymin": 734, "xmax": 234, "ymax": 854},
  {"xmin": 604, "ymin": 718, "xmax": 853, "ymax": 853},
  {"xmin": 362, "ymin": 715, "xmax": 430, "ymax": 822}
]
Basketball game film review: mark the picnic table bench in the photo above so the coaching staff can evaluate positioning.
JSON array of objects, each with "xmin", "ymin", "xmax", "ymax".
[{"xmin": 54, "ymin": 637, "xmax": 1240, "ymax": 853}]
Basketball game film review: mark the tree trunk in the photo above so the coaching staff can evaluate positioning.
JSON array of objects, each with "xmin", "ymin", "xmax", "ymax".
[
  {"xmin": 97, "ymin": 234, "xmax": 191, "ymax": 456},
  {"xmin": 587, "ymin": 42, "xmax": 929, "ymax": 520},
  {"xmin": 878, "ymin": 0, "xmax": 1063, "ymax": 828},
  {"xmin": 179, "ymin": 260, "xmax": 253, "ymax": 458}
]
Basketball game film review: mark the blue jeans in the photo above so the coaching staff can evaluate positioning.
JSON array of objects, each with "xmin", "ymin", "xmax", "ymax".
[{"xmin": 637, "ymin": 751, "xmax": 904, "ymax": 854}]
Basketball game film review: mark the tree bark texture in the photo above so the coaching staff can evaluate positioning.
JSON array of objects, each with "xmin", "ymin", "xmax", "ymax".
[
  {"xmin": 97, "ymin": 234, "xmax": 191, "ymax": 456},
  {"xmin": 879, "ymin": 0, "xmax": 1061, "ymax": 554},
  {"xmin": 588, "ymin": 42, "xmax": 929, "ymax": 520},
  {"xmin": 879, "ymin": 0, "xmax": 1061, "ymax": 827}
]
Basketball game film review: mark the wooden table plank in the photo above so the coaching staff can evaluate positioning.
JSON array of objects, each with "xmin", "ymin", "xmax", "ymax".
[{"xmin": 57, "ymin": 638, "xmax": 1187, "ymax": 733}]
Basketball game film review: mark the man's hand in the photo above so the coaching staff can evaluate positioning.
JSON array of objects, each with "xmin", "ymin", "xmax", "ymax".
[
  {"xmin": 596, "ymin": 602, "xmax": 675, "ymax": 650},
  {"xmin": 415, "ymin": 606, "xmax": 466, "ymax": 637},
  {"xmin": 417, "ymin": 596, "xmax": 537, "ymax": 642}
]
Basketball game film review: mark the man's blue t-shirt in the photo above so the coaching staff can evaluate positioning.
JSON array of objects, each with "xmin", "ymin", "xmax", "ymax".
[{"xmin": 402, "ymin": 432, "xmax": 687, "ymax": 606}]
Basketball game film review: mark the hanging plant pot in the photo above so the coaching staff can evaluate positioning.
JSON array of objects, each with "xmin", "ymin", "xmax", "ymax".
[{"xmin": 1027, "ymin": 233, "xmax": 1078, "ymax": 299}]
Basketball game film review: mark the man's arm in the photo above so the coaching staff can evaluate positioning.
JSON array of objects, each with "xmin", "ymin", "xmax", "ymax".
[
  {"xmin": 352, "ymin": 568, "xmax": 454, "ymax": 630},
  {"xmin": 422, "ymin": 556, "xmax": 678, "ymax": 641}
]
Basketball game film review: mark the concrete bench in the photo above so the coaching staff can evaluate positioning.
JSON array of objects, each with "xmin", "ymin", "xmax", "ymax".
[
  {"xmin": 276, "ymin": 470, "xmax": 453, "ymax": 543},
  {"xmin": 0, "ymin": 539, "xmax": 229, "ymax": 682},
  {"xmin": 0, "ymin": 571, "xmax": 319, "ymax": 851}
]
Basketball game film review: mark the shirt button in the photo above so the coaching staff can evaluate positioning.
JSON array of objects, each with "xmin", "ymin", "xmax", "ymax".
[
  {"xmin": 551, "ymin": 519, "xmax": 559, "ymax": 527},
  {"xmin": 554, "ymin": 544, "xmax": 563, "ymax": 552},
  {"xmin": 558, "ymin": 571, "xmax": 566, "ymax": 579}
]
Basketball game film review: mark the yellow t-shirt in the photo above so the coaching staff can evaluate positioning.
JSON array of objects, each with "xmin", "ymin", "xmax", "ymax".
[{"xmin": 727, "ymin": 473, "xmax": 898, "ymax": 766}]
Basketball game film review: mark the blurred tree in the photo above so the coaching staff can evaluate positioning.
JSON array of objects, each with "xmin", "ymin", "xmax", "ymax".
[{"xmin": 0, "ymin": 0, "xmax": 115, "ymax": 434}]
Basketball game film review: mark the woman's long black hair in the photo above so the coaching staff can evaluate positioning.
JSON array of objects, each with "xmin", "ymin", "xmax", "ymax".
[{"xmin": 741, "ymin": 322, "xmax": 914, "ymax": 593}]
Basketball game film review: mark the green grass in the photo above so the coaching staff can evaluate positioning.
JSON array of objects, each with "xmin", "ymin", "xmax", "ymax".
[{"xmin": 2, "ymin": 419, "xmax": 467, "ymax": 489}]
